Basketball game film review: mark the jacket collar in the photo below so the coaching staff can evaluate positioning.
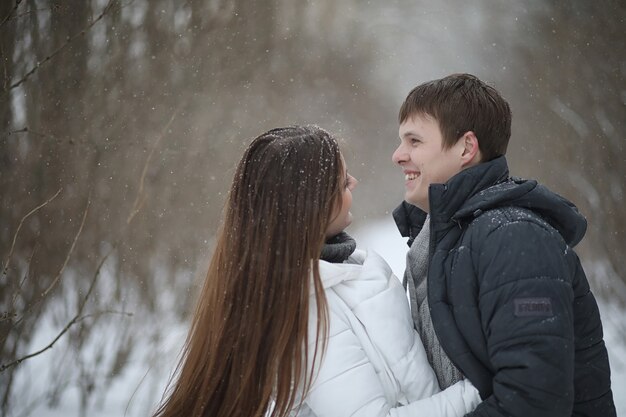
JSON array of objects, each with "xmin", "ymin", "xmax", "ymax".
[
  {"xmin": 428, "ymin": 155, "xmax": 510, "ymax": 225},
  {"xmin": 317, "ymin": 250, "xmax": 391, "ymax": 290},
  {"xmin": 392, "ymin": 156, "xmax": 587, "ymax": 247},
  {"xmin": 393, "ymin": 156, "xmax": 509, "ymax": 245}
]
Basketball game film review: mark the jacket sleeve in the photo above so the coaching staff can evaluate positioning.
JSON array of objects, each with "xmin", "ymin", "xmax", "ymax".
[
  {"xmin": 303, "ymin": 291, "xmax": 480, "ymax": 417},
  {"xmin": 467, "ymin": 220, "xmax": 575, "ymax": 417}
]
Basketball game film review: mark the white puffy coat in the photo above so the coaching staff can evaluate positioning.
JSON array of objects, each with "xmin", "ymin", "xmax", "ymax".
[{"xmin": 292, "ymin": 250, "xmax": 480, "ymax": 417}]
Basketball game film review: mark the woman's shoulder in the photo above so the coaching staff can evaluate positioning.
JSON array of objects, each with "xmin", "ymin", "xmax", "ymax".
[{"xmin": 319, "ymin": 250, "xmax": 401, "ymax": 308}]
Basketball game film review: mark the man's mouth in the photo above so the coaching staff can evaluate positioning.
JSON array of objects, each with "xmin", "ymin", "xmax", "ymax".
[{"xmin": 404, "ymin": 172, "xmax": 419, "ymax": 181}]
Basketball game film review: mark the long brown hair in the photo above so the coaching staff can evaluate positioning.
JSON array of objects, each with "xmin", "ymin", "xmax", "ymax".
[{"xmin": 153, "ymin": 126, "xmax": 343, "ymax": 417}]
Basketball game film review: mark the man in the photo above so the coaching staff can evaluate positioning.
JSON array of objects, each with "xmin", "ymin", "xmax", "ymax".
[{"xmin": 392, "ymin": 73, "xmax": 616, "ymax": 416}]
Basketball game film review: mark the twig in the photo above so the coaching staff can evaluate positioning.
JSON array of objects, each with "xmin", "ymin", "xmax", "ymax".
[
  {"xmin": 6, "ymin": 127, "xmax": 28, "ymax": 135},
  {"xmin": 0, "ymin": 0, "xmax": 23, "ymax": 29},
  {"xmin": 41, "ymin": 196, "xmax": 91, "ymax": 298},
  {"xmin": 127, "ymin": 104, "xmax": 183, "ymax": 224},
  {"xmin": 2, "ymin": 0, "xmax": 118, "ymax": 94},
  {"xmin": 1, "ymin": 42, "xmax": 7, "ymax": 92},
  {"xmin": 74, "ymin": 310, "xmax": 134, "ymax": 323},
  {"xmin": 4, "ymin": 126, "xmax": 89, "ymax": 147},
  {"xmin": 5, "ymin": 6, "xmax": 59, "ymax": 23},
  {"xmin": 4, "ymin": 126, "xmax": 55, "ymax": 139},
  {"xmin": 0, "ymin": 247, "xmax": 113, "ymax": 373},
  {"xmin": 8, "ymin": 194, "xmax": 89, "ymax": 331},
  {"xmin": 7, "ymin": 193, "xmax": 91, "ymax": 332},
  {"xmin": 124, "ymin": 362, "xmax": 152, "ymax": 417},
  {"xmin": 0, "ymin": 242, "xmax": 38, "ymax": 325},
  {"xmin": 2, "ymin": 188, "xmax": 62, "ymax": 277}
]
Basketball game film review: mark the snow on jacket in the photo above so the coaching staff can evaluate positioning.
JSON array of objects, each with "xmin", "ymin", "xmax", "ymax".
[
  {"xmin": 291, "ymin": 249, "xmax": 481, "ymax": 417},
  {"xmin": 392, "ymin": 155, "xmax": 616, "ymax": 417}
]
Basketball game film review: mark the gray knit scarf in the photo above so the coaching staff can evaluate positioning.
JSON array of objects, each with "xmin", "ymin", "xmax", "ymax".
[
  {"xmin": 404, "ymin": 215, "xmax": 463, "ymax": 389},
  {"xmin": 320, "ymin": 231, "xmax": 356, "ymax": 263}
]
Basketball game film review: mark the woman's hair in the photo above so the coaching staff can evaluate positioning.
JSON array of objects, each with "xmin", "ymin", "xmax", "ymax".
[{"xmin": 153, "ymin": 125, "xmax": 344, "ymax": 417}]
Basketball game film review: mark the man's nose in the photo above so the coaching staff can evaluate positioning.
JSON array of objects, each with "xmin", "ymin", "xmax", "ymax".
[{"xmin": 392, "ymin": 143, "xmax": 407, "ymax": 165}]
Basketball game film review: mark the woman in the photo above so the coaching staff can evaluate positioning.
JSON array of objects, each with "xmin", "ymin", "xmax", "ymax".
[{"xmin": 153, "ymin": 126, "xmax": 480, "ymax": 417}]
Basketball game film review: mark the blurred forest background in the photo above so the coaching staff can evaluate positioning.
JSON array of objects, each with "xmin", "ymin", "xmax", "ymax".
[{"xmin": 1, "ymin": 0, "xmax": 625, "ymax": 416}]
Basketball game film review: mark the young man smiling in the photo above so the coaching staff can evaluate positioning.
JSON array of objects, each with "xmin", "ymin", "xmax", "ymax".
[{"xmin": 392, "ymin": 73, "xmax": 616, "ymax": 417}]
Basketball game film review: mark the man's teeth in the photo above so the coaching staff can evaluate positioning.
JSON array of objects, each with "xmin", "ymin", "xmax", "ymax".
[{"xmin": 405, "ymin": 173, "xmax": 419, "ymax": 181}]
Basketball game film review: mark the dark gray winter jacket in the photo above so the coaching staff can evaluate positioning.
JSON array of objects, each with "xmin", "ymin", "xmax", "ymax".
[{"xmin": 393, "ymin": 156, "xmax": 616, "ymax": 417}]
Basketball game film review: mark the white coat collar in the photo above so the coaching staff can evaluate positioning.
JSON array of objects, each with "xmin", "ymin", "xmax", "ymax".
[{"xmin": 317, "ymin": 249, "xmax": 392, "ymax": 290}]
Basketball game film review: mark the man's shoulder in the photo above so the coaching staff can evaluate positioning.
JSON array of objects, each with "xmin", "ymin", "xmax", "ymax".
[{"xmin": 466, "ymin": 205, "xmax": 558, "ymax": 239}]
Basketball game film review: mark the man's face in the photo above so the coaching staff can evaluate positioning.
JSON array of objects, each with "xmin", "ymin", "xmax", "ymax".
[{"xmin": 392, "ymin": 114, "xmax": 466, "ymax": 213}]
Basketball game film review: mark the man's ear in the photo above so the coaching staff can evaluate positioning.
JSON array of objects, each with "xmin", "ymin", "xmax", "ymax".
[{"xmin": 460, "ymin": 131, "xmax": 481, "ymax": 167}]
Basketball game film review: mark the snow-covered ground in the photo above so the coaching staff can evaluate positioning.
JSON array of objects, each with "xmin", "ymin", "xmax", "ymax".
[{"xmin": 10, "ymin": 216, "xmax": 626, "ymax": 416}]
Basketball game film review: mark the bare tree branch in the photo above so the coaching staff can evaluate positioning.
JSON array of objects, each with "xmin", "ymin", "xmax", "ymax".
[
  {"xmin": 0, "ymin": 42, "xmax": 7, "ymax": 92},
  {"xmin": 4, "ymin": 4, "xmax": 67, "ymax": 24},
  {"xmin": 74, "ymin": 310, "xmax": 134, "ymax": 324},
  {"xmin": 2, "ymin": 188, "xmax": 62, "ymax": 277},
  {"xmin": 41, "ymin": 196, "xmax": 91, "ymax": 298},
  {"xmin": 1, "ymin": 0, "xmax": 118, "ymax": 95},
  {"xmin": 0, "ymin": 241, "xmax": 38, "ymax": 325},
  {"xmin": 0, "ymin": 0, "xmax": 23, "ymax": 29},
  {"xmin": 0, "ymin": 103, "xmax": 183, "ymax": 377},
  {"xmin": 6, "ymin": 127, "xmax": 28, "ymax": 135},
  {"xmin": 8, "ymin": 195, "xmax": 90, "ymax": 331},
  {"xmin": 127, "ymin": 103, "xmax": 184, "ymax": 224},
  {"xmin": 0, "ymin": 247, "xmax": 114, "ymax": 373},
  {"xmin": 3, "ymin": 126, "xmax": 104, "ymax": 146},
  {"xmin": 4, "ymin": 126, "xmax": 57, "ymax": 140},
  {"xmin": 124, "ymin": 362, "xmax": 153, "ymax": 417}
]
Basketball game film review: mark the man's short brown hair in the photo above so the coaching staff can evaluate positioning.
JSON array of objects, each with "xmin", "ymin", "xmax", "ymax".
[{"xmin": 399, "ymin": 73, "xmax": 512, "ymax": 161}]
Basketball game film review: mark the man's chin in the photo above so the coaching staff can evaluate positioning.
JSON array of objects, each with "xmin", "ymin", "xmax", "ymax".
[
  {"xmin": 404, "ymin": 195, "xmax": 426, "ymax": 211},
  {"xmin": 403, "ymin": 194, "xmax": 418, "ymax": 206}
]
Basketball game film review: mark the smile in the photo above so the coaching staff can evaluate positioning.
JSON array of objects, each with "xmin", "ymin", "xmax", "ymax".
[{"xmin": 405, "ymin": 172, "xmax": 419, "ymax": 181}]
